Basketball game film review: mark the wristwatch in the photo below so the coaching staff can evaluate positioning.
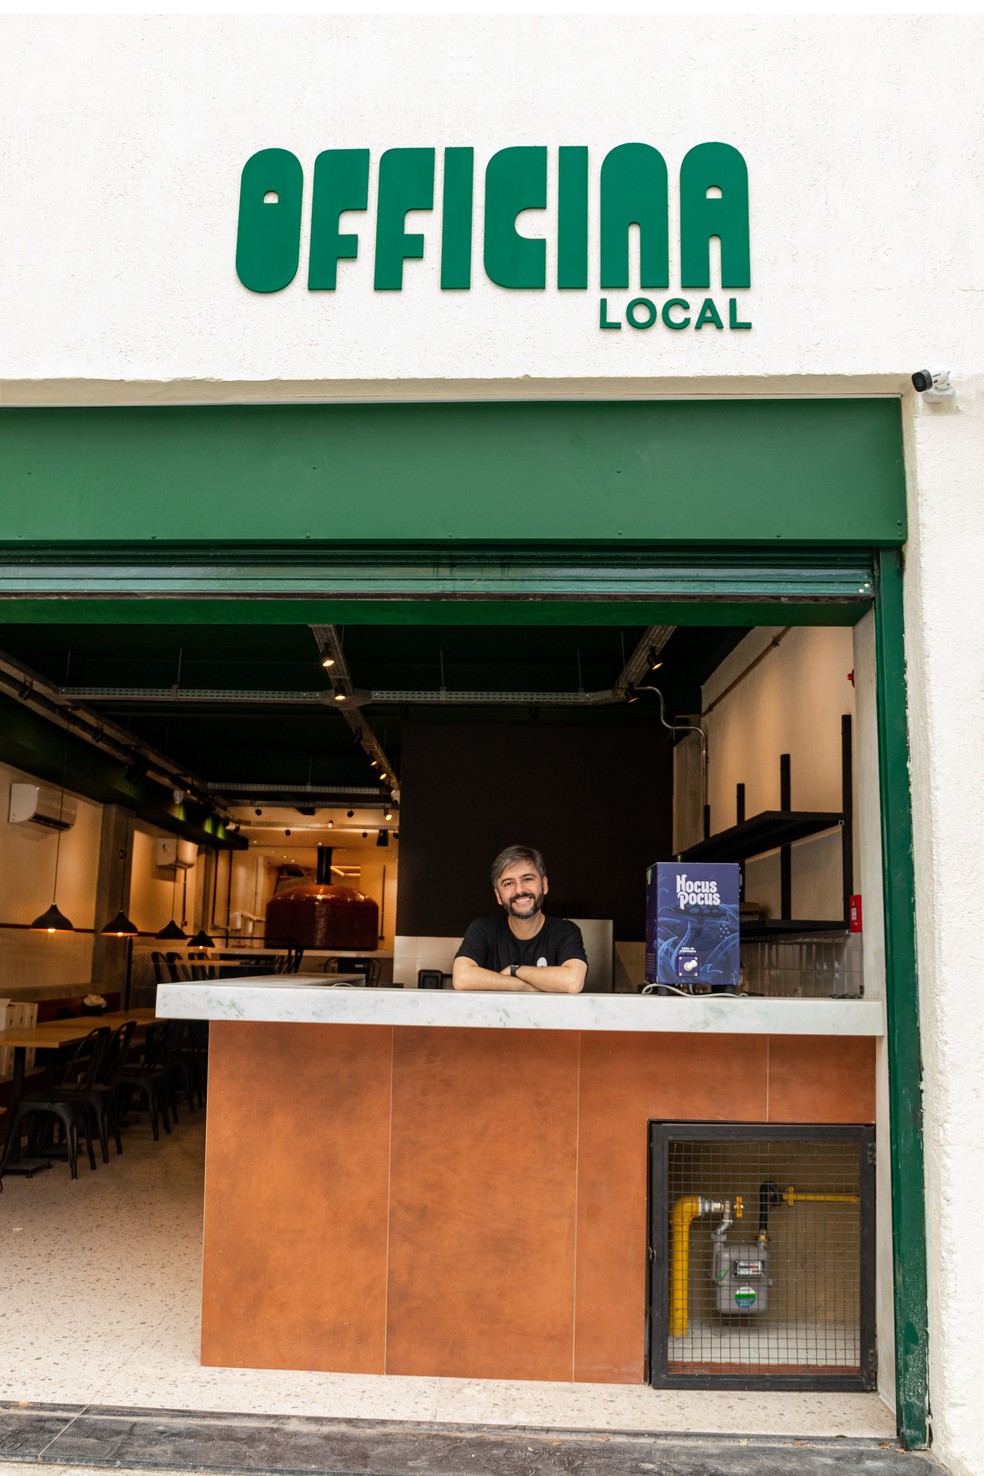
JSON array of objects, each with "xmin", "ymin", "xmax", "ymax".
[{"xmin": 509, "ymin": 963, "xmax": 520, "ymax": 977}]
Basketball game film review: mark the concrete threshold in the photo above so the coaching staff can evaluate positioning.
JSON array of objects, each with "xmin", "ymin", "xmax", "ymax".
[{"xmin": 0, "ymin": 1404, "xmax": 941, "ymax": 1476}]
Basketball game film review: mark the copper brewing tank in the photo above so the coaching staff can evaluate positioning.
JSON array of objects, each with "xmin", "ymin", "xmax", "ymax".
[{"xmin": 265, "ymin": 883, "xmax": 379, "ymax": 951}]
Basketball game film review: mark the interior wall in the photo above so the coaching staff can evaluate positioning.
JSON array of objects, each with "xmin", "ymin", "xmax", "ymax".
[
  {"xmin": 0, "ymin": 757, "xmax": 101, "ymax": 990},
  {"xmin": 129, "ymin": 823, "xmax": 200, "ymax": 934},
  {"xmin": 396, "ymin": 721, "xmax": 672, "ymax": 942},
  {"xmin": 676, "ymin": 626, "xmax": 857, "ymax": 924}
]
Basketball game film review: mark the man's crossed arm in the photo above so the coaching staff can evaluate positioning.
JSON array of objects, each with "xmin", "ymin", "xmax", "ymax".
[{"xmin": 451, "ymin": 956, "xmax": 587, "ymax": 994}]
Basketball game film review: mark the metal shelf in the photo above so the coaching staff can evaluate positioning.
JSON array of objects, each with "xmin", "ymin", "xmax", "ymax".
[
  {"xmin": 739, "ymin": 918, "xmax": 849, "ymax": 941},
  {"xmin": 676, "ymin": 810, "xmax": 843, "ymax": 865}
]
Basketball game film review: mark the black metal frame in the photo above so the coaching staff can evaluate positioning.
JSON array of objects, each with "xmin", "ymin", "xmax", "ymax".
[{"xmin": 647, "ymin": 1121, "xmax": 876, "ymax": 1391}]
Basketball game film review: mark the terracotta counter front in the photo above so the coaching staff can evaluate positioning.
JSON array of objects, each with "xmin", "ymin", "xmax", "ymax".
[{"xmin": 156, "ymin": 984, "xmax": 880, "ymax": 1383}]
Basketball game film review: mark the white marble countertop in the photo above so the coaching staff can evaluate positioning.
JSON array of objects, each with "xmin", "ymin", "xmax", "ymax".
[{"xmin": 155, "ymin": 977, "xmax": 884, "ymax": 1035}]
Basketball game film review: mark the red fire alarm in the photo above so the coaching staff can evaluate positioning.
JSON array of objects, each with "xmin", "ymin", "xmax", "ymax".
[{"xmin": 849, "ymin": 895, "xmax": 863, "ymax": 933}]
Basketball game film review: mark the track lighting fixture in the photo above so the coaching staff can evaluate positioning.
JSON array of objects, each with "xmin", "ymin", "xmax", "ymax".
[{"xmin": 384, "ymin": 808, "xmax": 394, "ymax": 821}]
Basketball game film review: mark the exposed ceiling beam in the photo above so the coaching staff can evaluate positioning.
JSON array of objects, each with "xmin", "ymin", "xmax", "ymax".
[
  {"xmin": 612, "ymin": 626, "xmax": 676, "ymax": 699},
  {"xmin": 310, "ymin": 624, "xmax": 400, "ymax": 791},
  {"xmin": 63, "ymin": 687, "xmax": 337, "ymax": 704},
  {"xmin": 64, "ymin": 684, "xmax": 627, "ymax": 707},
  {"xmin": 0, "ymin": 651, "xmax": 223, "ymax": 810}
]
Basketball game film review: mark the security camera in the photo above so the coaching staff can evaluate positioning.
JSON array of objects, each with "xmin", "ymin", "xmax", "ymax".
[{"xmin": 911, "ymin": 367, "xmax": 954, "ymax": 400}]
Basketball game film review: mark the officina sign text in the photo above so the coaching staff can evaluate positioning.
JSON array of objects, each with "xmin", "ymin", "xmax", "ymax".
[{"xmin": 235, "ymin": 143, "xmax": 752, "ymax": 332}]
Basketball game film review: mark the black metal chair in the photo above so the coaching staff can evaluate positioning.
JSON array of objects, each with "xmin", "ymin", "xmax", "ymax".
[
  {"xmin": 0, "ymin": 1027, "xmax": 110, "ymax": 1181},
  {"xmin": 118, "ymin": 1020, "xmax": 181, "ymax": 1139},
  {"xmin": 53, "ymin": 1020, "xmax": 137, "ymax": 1162}
]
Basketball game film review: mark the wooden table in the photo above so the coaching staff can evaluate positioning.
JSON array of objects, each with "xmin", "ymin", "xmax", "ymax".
[{"xmin": 0, "ymin": 1009, "xmax": 158, "ymax": 1175}]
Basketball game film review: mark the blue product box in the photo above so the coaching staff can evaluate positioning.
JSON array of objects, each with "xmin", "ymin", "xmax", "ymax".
[{"xmin": 645, "ymin": 861, "xmax": 741, "ymax": 991}]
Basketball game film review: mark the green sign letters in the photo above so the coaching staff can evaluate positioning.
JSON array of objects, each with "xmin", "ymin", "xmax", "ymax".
[{"xmin": 236, "ymin": 143, "xmax": 751, "ymax": 330}]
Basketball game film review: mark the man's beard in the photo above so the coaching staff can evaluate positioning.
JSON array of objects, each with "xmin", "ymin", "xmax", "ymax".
[{"xmin": 507, "ymin": 892, "xmax": 543, "ymax": 918}]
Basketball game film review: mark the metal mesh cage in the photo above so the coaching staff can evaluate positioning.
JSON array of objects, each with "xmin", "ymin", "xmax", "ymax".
[{"xmin": 648, "ymin": 1123, "xmax": 875, "ymax": 1390}]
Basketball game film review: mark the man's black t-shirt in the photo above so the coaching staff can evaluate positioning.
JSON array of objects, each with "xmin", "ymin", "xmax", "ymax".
[{"xmin": 455, "ymin": 913, "xmax": 587, "ymax": 975}]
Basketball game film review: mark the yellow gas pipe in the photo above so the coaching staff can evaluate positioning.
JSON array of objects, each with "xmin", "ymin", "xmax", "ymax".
[
  {"xmin": 783, "ymin": 1187, "xmax": 859, "ymax": 1206},
  {"xmin": 669, "ymin": 1194, "xmax": 742, "ymax": 1338}
]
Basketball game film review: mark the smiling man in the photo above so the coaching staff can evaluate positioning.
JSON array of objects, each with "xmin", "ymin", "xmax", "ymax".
[{"xmin": 451, "ymin": 845, "xmax": 588, "ymax": 993}]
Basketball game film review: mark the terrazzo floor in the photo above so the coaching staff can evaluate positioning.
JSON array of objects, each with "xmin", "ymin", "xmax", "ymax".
[{"xmin": 0, "ymin": 1109, "xmax": 897, "ymax": 1446}]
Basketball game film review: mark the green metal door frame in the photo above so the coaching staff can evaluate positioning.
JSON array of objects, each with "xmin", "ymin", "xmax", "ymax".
[
  {"xmin": 0, "ymin": 397, "xmax": 925, "ymax": 1443},
  {"xmin": 0, "ymin": 548, "xmax": 930, "ymax": 1445},
  {"xmin": 873, "ymin": 548, "xmax": 929, "ymax": 1447}
]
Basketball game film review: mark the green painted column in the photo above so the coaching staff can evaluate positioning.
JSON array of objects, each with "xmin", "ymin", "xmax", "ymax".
[{"xmin": 873, "ymin": 548, "xmax": 929, "ymax": 1447}]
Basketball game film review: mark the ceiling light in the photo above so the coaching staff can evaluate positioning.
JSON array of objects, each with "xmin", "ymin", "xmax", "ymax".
[
  {"xmin": 31, "ymin": 902, "xmax": 75, "ymax": 933},
  {"xmin": 327, "ymin": 818, "xmax": 334, "ymax": 829},
  {"xmin": 284, "ymin": 829, "xmax": 291, "ymax": 837},
  {"xmin": 334, "ymin": 692, "xmax": 347, "ymax": 702},
  {"xmin": 384, "ymin": 808, "xmax": 393, "ymax": 821},
  {"xmin": 321, "ymin": 656, "xmax": 335, "ymax": 669},
  {"xmin": 33, "ymin": 736, "xmax": 75, "ymax": 933},
  {"xmin": 157, "ymin": 867, "xmax": 187, "ymax": 939},
  {"xmin": 361, "ymin": 831, "xmax": 367, "ymax": 838},
  {"xmin": 156, "ymin": 918, "xmax": 188, "ymax": 941},
  {"xmin": 101, "ymin": 910, "xmax": 139, "ymax": 937},
  {"xmin": 347, "ymin": 810, "xmax": 354, "ymax": 818},
  {"xmin": 189, "ymin": 927, "xmax": 215, "ymax": 948}
]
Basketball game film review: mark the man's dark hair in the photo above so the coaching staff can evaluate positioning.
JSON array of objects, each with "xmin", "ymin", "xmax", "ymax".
[{"xmin": 491, "ymin": 845, "xmax": 546, "ymax": 889}]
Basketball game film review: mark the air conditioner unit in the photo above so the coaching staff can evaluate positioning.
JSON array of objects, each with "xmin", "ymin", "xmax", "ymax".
[
  {"xmin": 8, "ymin": 783, "xmax": 77, "ymax": 832},
  {"xmin": 155, "ymin": 837, "xmax": 198, "ymax": 870}
]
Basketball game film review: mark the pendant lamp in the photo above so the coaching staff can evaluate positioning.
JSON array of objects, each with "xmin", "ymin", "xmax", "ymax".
[
  {"xmin": 101, "ymin": 909, "xmax": 139, "ymax": 937},
  {"xmin": 156, "ymin": 866, "xmax": 187, "ymax": 940},
  {"xmin": 31, "ymin": 902, "xmax": 75, "ymax": 933},
  {"xmin": 31, "ymin": 734, "xmax": 75, "ymax": 932},
  {"xmin": 189, "ymin": 927, "xmax": 215, "ymax": 948},
  {"xmin": 100, "ymin": 831, "xmax": 139, "ymax": 937}
]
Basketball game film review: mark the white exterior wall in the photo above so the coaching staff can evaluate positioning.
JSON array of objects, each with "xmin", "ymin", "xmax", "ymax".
[{"xmin": 3, "ymin": 15, "xmax": 984, "ymax": 1476}]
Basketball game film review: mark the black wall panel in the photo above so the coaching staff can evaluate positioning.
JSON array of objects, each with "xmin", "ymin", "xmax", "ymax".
[{"xmin": 396, "ymin": 721, "xmax": 673, "ymax": 941}]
